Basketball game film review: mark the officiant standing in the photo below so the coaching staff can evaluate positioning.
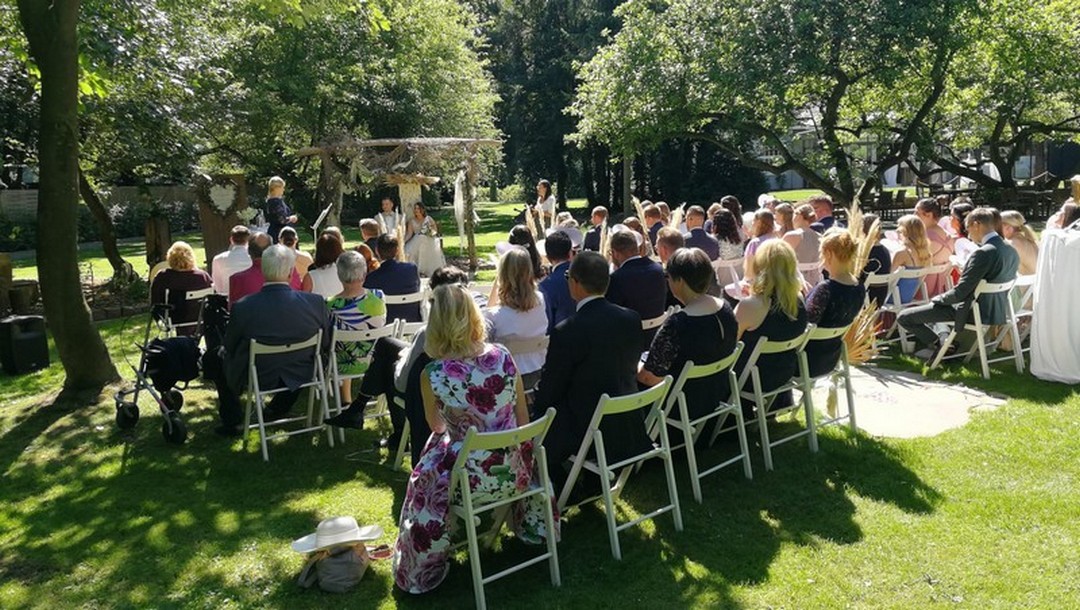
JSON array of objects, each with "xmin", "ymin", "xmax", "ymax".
[{"xmin": 266, "ymin": 175, "xmax": 298, "ymax": 243}]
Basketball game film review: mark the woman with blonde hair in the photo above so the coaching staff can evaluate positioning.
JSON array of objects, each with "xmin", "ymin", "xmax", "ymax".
[
  {"xmin": 774, "ymin": 203, "xmax": 795, "ymax": 236},
  {"xmin": 1001, "ymin": 211, "xmax": 1039, "ymax": 275},
  {"xmin": 393, "ymin": 284, "xmax": 558, "ymax": 594},
  {"xmin": 892, "ymin": 214, "xmax": 946, "ymax": 302},
  {"xmin": 150, "ymin": 241, "xmax": 212, "ymax": 335},
  {"xmin": 485, "ymin": 248, "xmax": 549, "ymax": 388},
  {"xmin": 804, "ymin": 229, "xmax": 866, "ymax": 376},
  {"xmin": 733, "ymin": 240, "xmax": 808, "ymax": 415},
  {"xmin": 743, "ymin": 209, "xmax": 777, "ymax": 279}
]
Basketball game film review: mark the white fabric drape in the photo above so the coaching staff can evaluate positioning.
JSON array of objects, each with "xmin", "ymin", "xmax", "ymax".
[{"xmin": 1030, "ymin": 228, "xmax": 1080, "ymax": 383}]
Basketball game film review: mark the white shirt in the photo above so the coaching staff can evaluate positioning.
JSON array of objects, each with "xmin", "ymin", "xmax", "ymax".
[
  {"xmin": 537, "ymin": 195, "xmax": 556, "ymax": 216},
  {"xmin": 307, "ymin": 264, "xmax": 344, "ymax": 299},
  {"xmin": 212, "ymin": 245, "xmax": 252, "ymax": 296},
  {"xmin": 484, "ymin": 292, "xmax": 548, "ymax": 374}
]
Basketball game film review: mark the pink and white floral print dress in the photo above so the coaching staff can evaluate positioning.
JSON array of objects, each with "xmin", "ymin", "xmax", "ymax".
[{"xmin": 392, "ymin": 343, "xmax": 558, "ymax": 594}]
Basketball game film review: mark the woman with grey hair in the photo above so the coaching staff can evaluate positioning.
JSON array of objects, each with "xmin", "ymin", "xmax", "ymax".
[{"xmin": 328, "ymin": 251, "xmax": 388, "ymax": 401}]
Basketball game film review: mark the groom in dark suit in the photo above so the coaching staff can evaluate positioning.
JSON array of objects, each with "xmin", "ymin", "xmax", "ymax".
[
  {"xmin": 606, "ymin": 230, "xmax": 667, "ymax": 348},
  {"xmin": 898, "ymin": 207, "xmax": 1020, "ymax": 360},
  {"xmin": 533, "ymin": 251, "xmax": 650, "ymax": 494}
]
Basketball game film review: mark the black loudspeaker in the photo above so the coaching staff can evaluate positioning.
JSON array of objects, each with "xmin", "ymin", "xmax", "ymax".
[{"xmin": 0, "ymin": 315, "xmax": 49, "ymax": 375}]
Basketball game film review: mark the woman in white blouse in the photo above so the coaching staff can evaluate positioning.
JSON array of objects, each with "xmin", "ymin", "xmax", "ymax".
[
  {"xmin": 533, "ymin": 179, "xmax": 556, "ymax": 226},
  {"xmin": 485, "ymin": 247, "xmax": 548, "ymax": 389}
]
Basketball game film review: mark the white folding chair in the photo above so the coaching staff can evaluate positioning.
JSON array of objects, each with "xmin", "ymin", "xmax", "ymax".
[
  {"xmin": 1010, "ymin": 274, "xmax": 1036, "ymax": 357},
  {"xmin": 656, "ymin": 346, "xmax": 752, "ymax": 503},
  {"xmin": 390, "ymin": 394, "xmax": 412, "ymax": 470},
  {"xmin": 243, "ymin": 331, "xmax": 334, "ymax": 462},
  {"xmin": 396, "ymin": 321, "xmax": 426, "ymax": 342},
  {"xmin": 799, "ymin": 324, "xmax": 857, "ymax": 431},
  {"xmin": 449, "ymin": 408, "xmax": 561, "ymax": 610},
  {"xmin": 712, "ymin": 258, "xmax": 742, "ymax": 285},
  {"xmin": 383, "ymin": 290, "xmax": 427, "ymax": 322},
  {"xmin": 930, "ymin": 279, "xmax": 1023, "ymax": 379},
  {"xmin": 161, "ymin": 286, "xmax": 214, "ymax": 337},
  {"xmin": 327, "ymin": 321, "xmax": 402, "ymax": 443},
  {"xmin": 642, "ymin": 306, "xmax": 676, "ymax": 332},
  {"xmin": 557, "ymin": 377, "xmax": 682, "ymax": 560},
  {"xmin": 797, "ymin": 261, "xmax": 823, "ymax": 286},
  {"xmin": 736, "ymin": 330, "xmax": 815, "ymax": 471},
  {"xmin": 879, "ymin": 267, "xmax": 932, "ymax": 353}
]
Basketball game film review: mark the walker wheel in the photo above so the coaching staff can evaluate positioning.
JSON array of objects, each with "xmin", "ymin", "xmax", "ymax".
[
  {"xmin": 162, "ymin": 411, "xmax": 188, "ymax": 445},
  {"xmin": 116, "ymin": 402, "xmax": 140, "ymax": 430},
  {"xmin": 164, "ymin": 389, "xmax": 185, "ymax": 412}
]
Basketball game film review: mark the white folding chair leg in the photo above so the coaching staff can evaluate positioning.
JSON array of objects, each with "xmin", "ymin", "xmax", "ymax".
[
  {"xmin": 657, "ymin": 416, "xmax": 683, "ymax": 533},
  {"xmin": 733, "ymin": 408, "xmax": 753, "ymax": 480},
  {"xmin": 802, "ymin": 377, "xmax": 818, "ymax": 453},
  {"xmin": 593, "ymin": 429, "xmax": 622, "ymax": 560},
  {"xmin": 459, "ymin": 482, "xmax": 488, "ymax": 610},
  {"xmin": 536, "ymin": 445, "xmax": 561, "ymax": 588},
  {"xmin": 394, "ymin": 418, "xmax": 411, "ymax": 470},
  {"xmin": 752, "ymin": 371, "xmax": 775, "ymax": 472}
]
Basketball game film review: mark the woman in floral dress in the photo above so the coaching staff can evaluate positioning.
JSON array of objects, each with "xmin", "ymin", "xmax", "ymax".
[{"xmin": 393, "ymin": 284, "xmax": 558, "ymax": 594}]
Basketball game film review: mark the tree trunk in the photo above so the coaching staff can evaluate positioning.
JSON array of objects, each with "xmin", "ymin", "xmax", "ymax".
[
  {"xmin": 622, "ymin": 156, "xmax": 633, "ymax": 215},
  {"xmin": 17, "ymin": 0, "xmax": 118, "ymax": 392},
  {"xmin": 555, "ymin": 142, "xmax": 568, "ymax": 210},
  {"xmin": 594, "ymin": 145, "xmax": 611, "ymax": 209},
  {"xmin": 78, "ymin": 167, "xmax": 135, "ymax": 282},
  {"xmin": 582, "ymin": 146, "xmax": 595, "ymax": 206}
]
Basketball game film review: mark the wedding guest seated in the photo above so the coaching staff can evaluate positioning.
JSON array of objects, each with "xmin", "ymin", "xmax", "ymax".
[
  {"xmin": 703, "ymin": 202, "xmax": 722, "ymax": 233},
  {"xmin": 638, "ymin": 248, "xmax": 738, "ymax": 420},
  {"xmin": 538, "ymin": 230, "xmax": 575, "ymax": 332},
  {"xmin": 622, "ymin": 216, "xmax": 653, "ymax": 258},
  {"xmin": 949, "ymin": 201, "xmax": 977, "ymax": 262},
  {"xmin": 683, "ymin": 205, "xmax": 720, "ymax": 260},
  {"xmin": 656, "ymin": 201, "xmax": 672, "ymax": 227},
  {"xmin": 533, "ymin": 251, "xmax": 649, "ymax": 495},
  {"xmin": 804, "ymin": 230, "xmax": 866, "ymax": 377},
  {"xmin": 710, "ymin": 209, "xmax": 745, "ymax": 261},
  {"xmin": 278, "ymin": 227, "xmax": 313, "ymax": 277},
  {"xmin": 644, "ymin": 204, "xmax": 664, "ymax": 246},
  {"xmin": 606, "ymin": 229, "xmax": 667, "ymax": 348},
  {"xmin": 1001, "ymin": 211, "xmax": 1039, "ymax": 275},
  {"xmin": 364, "ymin": 235, "xmax": 421, "ymax": 323},
  {"xmin": 720, "ymin": 195, "xmax": 746, "ymax": 241},
  {"xmin": 500, "ymin": 225, "xmax": 544, "ymax": 280},
  {"xmin": 758, "ymin": 194, "xmax": 780, "ymax": 212},
  {"xmin": 211, "ymin": 225, "xmax": 252, "ymax": 297},
  {"xmin": 354, "ymin": 243, "xmax": 380, "ymax": 274},
  {"xmin": 783, "ymin": 204, "xmax": 822, "ymax": 285},
  {"xmin": 915, "ymin": 198, "xmax": 954, "ymax": 293},
  {"xmin": 892, "ymin": 214, "xmax": 947, "ymax": 302},
  {"xmin": 327, "ymin": 250, "xmax": 387, "ymax": 408},
  {"xmin": 359, "ymin": 219, "xmax": 381, "ymax": 256},
  {"xmin": 744, "ymin": 209, "xmax": 778, "ymax": 280},
  {"xmin": 898, "ymin": 208, "xmax": 1019, "ymax": 361},
  {"xmin": 733, "ymin": 240, "xmax": 808, "ymax": 416},
  {"xmin": 321, "ymin": 225, "xmax": 345, "ymax": 245},
  {"xmin": 302, "ymin": 233, "xmax": 345, "ymax": 298},
  {"xmin": 393, "ymin": 283, "xmax": 556, "ymax": 595},
  {"xmin": 325, "ymin": 267, "xmax": 471, "ymax": 461},
  {"xmin": 214, "ymin": 245, "xmax": 332, "ymax": 436},
  {"xmin": 485, "ymin": 248, "xmax": 549, "ymax": 389},
  {"xmin": 774, "ymin": 203, "xmax": 795, "ymax": 238},
  {"xmin": 656, "ymin": 227, "xmax": 686, "ymax": 309},
  {"xmin": 860, "ymin": 214, "xmax": 892, "ymax": 307},
  {"xmin": 151, "ymin": 241, "xmax": 213, "ymax": 335},
  {"xmin": 809, "ymin": 194, "xmax": 842, "ymax": 233},
  {"xmin": 583, "ymin": 206, "xmax": 607, "ymax": 251},
  {"xmin": 229, "ymin": 232, "xmax": 302, "ymax": 307},
  {"xmin": 1052, "ymin": 201, "xmax": 1080, "ymax": 229}
]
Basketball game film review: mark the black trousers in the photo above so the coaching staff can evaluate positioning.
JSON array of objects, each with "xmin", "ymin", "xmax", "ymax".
[
  {"xmin": 350, "ymin": 337, "xmax": 432, "ymax": 463},
  {"xmin": 206, "ymin": 349, "xmax": 299, "ymax": 428},
  {"xmin": 897, "ymin": 303, "xmax": 959, "ymax": 349}
]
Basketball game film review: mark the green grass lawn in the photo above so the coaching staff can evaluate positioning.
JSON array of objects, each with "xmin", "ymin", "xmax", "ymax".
[
  {"xmin": 770, "ymin": 187, "xmax": 911, "ymax": 203},
  {"xmin": 2, "ymin": 315, "xmax": 1079, "ymax": 607}
]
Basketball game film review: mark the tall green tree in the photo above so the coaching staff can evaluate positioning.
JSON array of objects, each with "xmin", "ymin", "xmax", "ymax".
[
  {"xmin": 16, "ymin": 0, "xmax": 119, "ymax": 393},
  {"xmin": 920, "ymin": 0, "xmax": 1080, "ymax": 189},
  {"xmin": 572, "ymin": 0, "xmax": 978, "ymax": 205}
]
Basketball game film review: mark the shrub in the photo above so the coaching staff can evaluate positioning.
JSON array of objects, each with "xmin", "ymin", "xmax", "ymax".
[{"xmin": 498, "ymin": 183, "xmax": 526, "ymax": 204}]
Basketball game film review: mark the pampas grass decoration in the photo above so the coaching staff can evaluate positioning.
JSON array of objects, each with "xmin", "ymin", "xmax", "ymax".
[
  {"xmin": 599, "ymin": 221, "xmax": 610, "ymax": 262},
  {"xmin": 524, "ymin": 204, "xmax": 540, "ymax": 239},
  {"xmin": 396, "ymin": 222, "xmax": 407, "ymax": 262}
]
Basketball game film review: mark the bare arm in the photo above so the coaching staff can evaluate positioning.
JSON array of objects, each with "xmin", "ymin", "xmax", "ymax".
[
  {"xmin": 637, "ymin": 365, "xmax": 664, "ymax": 387},
  {"xmin": 734, "ymin": 296, "xmax": 767, "ymax": 340},
  {"xmin": 301, "ymin": 272, "xmax": 313, "ymax": 293},
  {"xmin": 421, "ymin": 373, "xmax": 447, "ymax": 434}
]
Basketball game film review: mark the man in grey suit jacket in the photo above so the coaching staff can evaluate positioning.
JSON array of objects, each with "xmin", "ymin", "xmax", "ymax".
[
  {"xmin": 214, "ymin": 245, "xmax": 332, "ymax": 435},
  {"xmin": 898, "ymin": 207, "xmax": 1019, "ymax": 360}
]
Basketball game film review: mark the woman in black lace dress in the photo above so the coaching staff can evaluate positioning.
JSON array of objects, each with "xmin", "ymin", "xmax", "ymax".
[
  {"xmin": 805, "ymin": 230, "xmax": 866, "ymax": 378},
  {"xmin": 638, "ymin": 248, "xmax": 739, "ymax": 419}
]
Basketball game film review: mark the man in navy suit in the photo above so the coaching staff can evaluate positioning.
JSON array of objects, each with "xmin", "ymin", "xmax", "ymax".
[
  {"xmin": 644, "ymin": 204, "xmax": 664, "ymax": 247},
  {"xmin": 682, "ymin": 205, "xmax": 720, "ymax": 260},
  {"xmin": 215, "ymin": 245, "xmax": 332, "ymax": 435},
  {"xmin": 809, "ymin": 194, "xmax": 843, "ymax": 233},
  {"xmin": 898, "ymin": 207, "xmax": 1020, "ymax": 361},
  {"xmin": 533, "ymin": 251, "xmax": 650, "ymax": 495},
  {"xmin": 606, "ymin": 230, "xmax": 667, "ymax": 349},
  {"xmin": 538, "ymin": 230, "xmax": 576, "ymax": 332},
  {"xmin": 582, "ymin": 206, "xmax": 607, "ymax": 252},
  {"xmin": 364, "ymin": 235, "xmax": 422, "ymax": 322}
]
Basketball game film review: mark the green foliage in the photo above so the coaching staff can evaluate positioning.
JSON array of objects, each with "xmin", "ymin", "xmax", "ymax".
[{"xmin": 496, "ymin": 182, "xmax": 526, "ymax": 204}]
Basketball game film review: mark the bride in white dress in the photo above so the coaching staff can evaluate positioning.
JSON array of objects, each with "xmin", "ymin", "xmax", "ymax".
[{"xmin": 404, "ymin": 202, "xmax": 445, "ymax": 277}]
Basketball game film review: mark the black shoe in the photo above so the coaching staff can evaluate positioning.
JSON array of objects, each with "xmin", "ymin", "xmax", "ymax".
[
  {"xmin": 929, "ymin": 341, "xmax": 958, "ymax": 363},
  {"xmin": 214, "ymin": 424, "xmax": 243, "ymax": 438},
  {"xmin": 325, "ymin": 411, "xmax": 365, "ymax": 429}
]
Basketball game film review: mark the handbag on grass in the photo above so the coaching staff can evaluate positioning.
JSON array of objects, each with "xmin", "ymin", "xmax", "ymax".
[{"xmin": 291, "ymin": 516, "xmax": 384, "ymax": 594}]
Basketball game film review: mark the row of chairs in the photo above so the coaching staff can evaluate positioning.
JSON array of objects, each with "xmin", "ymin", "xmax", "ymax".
[{"xmin": 450, "ymin": 320, "xmax": 857, "ymax": 608}]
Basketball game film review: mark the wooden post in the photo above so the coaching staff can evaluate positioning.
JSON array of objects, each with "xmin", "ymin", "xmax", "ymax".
[
  {"xmin": 622, "ymin": 155, "xmax": 633, "ymax": 215},
  {"xmin": 464, "ymin": 145, "xmax": 479, "ymax": 271}
]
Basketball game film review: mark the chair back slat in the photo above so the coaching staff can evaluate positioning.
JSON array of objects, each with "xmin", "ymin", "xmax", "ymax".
[
  {"xmin": 679, "ymin": 344, "xmax": 743, "ymax": 382},
  {"xmin": 449, "ymin": 409, "xmax": 556, "ymax": 494},
  {"xmin": 499, "ymin": 336, "xmax": 550, "ymax": 356},
  {"xmin": 975, "ymin": 279, "xmax": 1015, "ymax": 296},
  {"xmin": 598, "ymin": 379, "xmax": 672, "ymax": 417},
  {"xmin": 383, "ymin": 291, "xmax": 425, "ymax": 305},
  {"xmin": 185, "ymin": 287, "xmax": 215, "ymax": 301},
  {"xmin": 806, "ymin": 323, "xmax": 850, "ymax": 342},
  {"xmin": 330, "ymin": 322, "xmax": 399, "ymax": 345},
  {"xmin": 250, "ymin": 331, "xmax": 321, "ymax": 356}
]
